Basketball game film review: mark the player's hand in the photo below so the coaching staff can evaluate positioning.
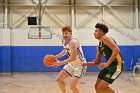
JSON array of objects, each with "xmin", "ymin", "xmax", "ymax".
[
  {"xmin": 98, "ymin": 63, "xmax": 109, "ymax": 70},
  {"xmin": 53, "ymin": 60, "xmax": 63, "ymax": 68},
  {"xmin": 81, "ymin": 62, "xmax": 87, "ymax": 67},
  {"xmin": 54, "ymin": 55, "xmax": 58, "ymax": 59}
]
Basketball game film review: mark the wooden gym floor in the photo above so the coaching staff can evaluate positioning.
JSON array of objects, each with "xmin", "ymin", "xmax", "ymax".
[{"xmin": 0, "ymin": 71, "xmax": 140, "ymax": 93}]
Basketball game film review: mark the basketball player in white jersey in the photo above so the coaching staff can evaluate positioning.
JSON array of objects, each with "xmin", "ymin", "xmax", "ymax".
[{"xmin": 53, "ymin": 26, "xmax": 86, "ymax": 93}]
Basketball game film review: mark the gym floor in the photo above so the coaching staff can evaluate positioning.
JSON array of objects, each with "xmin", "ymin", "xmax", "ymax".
[{"xmin": 0, "ymin": 72, "xmax": 139, "ymax": 93}]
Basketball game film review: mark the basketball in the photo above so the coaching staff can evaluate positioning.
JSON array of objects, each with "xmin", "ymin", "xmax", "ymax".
[{"xmin": 43, "ymin": 54, "xmax": 56, "ymax": 67}]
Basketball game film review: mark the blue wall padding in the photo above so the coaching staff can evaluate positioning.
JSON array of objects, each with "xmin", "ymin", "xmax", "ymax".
[{"xmin": 0, "ymin": 46, "xmax": 139, "ymax": 72}]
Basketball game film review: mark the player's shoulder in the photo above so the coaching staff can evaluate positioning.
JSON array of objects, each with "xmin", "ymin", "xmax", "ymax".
[
  {"xmin": 69, "ymin": 37, "xmax": 79, "ymax": 46},
  {"xmin": 103, "ymin": 35, "xmax": 117, "ymax": 47},
  {"xmin": 70, "ymin": 36, "xmax": 78, "ymax": 42},
  {"xmin": 103, "ymin": 35, "xmax": 113, "ymax": 42},
  {"xmin": 70, "ymin": 38, "xmax": 78, "ymax": 44},
  {"xmin": 103, "ymin": 35, "xmax": 111, "ymax": 40}
]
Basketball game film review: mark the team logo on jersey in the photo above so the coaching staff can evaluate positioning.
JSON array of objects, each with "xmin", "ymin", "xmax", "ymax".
[
  {"xmin": 105, "ymin": 73, "xmax": 111, "ymax": 78},
  {"xmin": 101, "ymin": 47, "xmax": 104, "ymax": 50}
]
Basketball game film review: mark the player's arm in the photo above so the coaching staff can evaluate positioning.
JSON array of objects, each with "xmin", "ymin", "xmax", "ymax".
[
  {"xmin": 54, "ymin": 49, "xmax": 67, "ymax": 59},
  {"xmin": 82, "ymin": 46, "xmax": 102, "ymax": 66},
  {"xmin": 103, "ymin": 36, "xmax": 120, "ymax": 66},
  {"xmin": 60, "ymin": 39, "xmax": 78, "ymax": 64}
]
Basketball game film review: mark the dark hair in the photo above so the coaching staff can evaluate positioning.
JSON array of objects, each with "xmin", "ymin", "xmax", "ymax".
[
  {"xmin": 95, "ymin": 23, "xmax": 109, "ymax": 34},
  {"xmin": 62, "ymin": 26, "xmax": 72, "ymax": 33}
]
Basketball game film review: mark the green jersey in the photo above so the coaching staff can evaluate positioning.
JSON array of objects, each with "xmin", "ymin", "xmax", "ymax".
[{"xmin": 98, "ymin": 41, "xmax": 123, "ymax": 69}]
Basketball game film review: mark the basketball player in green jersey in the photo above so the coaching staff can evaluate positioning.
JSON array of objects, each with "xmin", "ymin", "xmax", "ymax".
[
  {"xmin": 82, "ymin": 23, "xmax": 123, "ymax": 93},
  {"xmin": 53, "ymin": 26, "xmax": 86, "ymax": 93}
]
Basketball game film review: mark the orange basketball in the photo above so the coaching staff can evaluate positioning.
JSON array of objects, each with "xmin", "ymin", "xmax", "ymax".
[{"xmin": 43, "ymin": 54, "xmax": 56, "ymax": 67}]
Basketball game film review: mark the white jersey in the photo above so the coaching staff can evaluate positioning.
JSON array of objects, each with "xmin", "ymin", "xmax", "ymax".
[{"xmin": 62, "ymin": 36, "xmax": 86, "ymax": 64}]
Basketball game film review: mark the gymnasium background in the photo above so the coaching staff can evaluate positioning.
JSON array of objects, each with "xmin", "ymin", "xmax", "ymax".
[{"xmin": 0, "ymin": 0, "xmax": 140, "ymax": 72}]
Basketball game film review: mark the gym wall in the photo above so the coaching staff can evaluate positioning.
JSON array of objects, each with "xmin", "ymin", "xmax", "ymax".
[
  {"xmin": 0, "ymin": 28, "xmax": 140, "ymax": 72},
  {"xmin": 0, "ymin": 0, "xmax": 140, "ymax": 72}
]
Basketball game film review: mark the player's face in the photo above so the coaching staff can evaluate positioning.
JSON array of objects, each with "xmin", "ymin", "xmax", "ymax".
[
  {"xmin": 62, "ymin": 30, "xmax": 72, "ymax": 41},
  {"xmin": 94, "ymin": 28, "xmax": 104, "ymax": 40}
]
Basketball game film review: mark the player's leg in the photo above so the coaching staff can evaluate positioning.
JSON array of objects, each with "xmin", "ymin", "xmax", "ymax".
[
  {"xmin": 96, "ymin": 68, "xmax": 108, "ymax": 93},
  {"xmin": 55, "ymin": 64, "xmax": 73, "ymax": 93},
  {"xmin": 95, "ymin": 78, "xmax": 102, "ymax": 91},
  {"xmin": 96, "ymin": 80, "xmax": 122, "ymax": 93},
  {"xmin": 55, "ymin": 70, "xmax": 70, "ymax": 93},
  {"xmin": 69, "ymin": 77, "xmax": 81, "ymax": 93},
  {"xmin": 69, "ymin": 65, "xmax": 86, "ymax": 93},
  {"xmin": 96, "ymin": 80, "xmax": 114, "ymax": 93},
  {"xmin": 96, "ymin": 65, "xmax": 122, "ymax": 93}
]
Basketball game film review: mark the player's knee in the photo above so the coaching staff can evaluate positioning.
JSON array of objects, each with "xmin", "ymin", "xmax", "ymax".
[
  {"xmin": 96, "ymin": 86, "xmax": 104, "ymax": 93},
  {"xmin": 55, "ymin": 78, "xmax": 63, "ymax": 83}
]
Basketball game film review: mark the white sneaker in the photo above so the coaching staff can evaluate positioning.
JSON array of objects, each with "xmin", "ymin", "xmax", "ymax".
[{"xmin": 115, "ymin": 90, "xmax": 122, "ymax": 93}]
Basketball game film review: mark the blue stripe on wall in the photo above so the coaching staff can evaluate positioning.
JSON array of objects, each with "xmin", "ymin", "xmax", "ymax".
[
  {"xmin": 0, "ymin": 46, "xmax": 140, "ymax": 72},
  {"xmin": 0, "ymin": 47, "xmax": 2, "ymax": 72},
  {"xmin": 0, "ymin": 46, "xmax": 12, "ymax": 72},
  {"xmin": 134, "ymin": 45, "xmax": 140, "ymax": 65}
]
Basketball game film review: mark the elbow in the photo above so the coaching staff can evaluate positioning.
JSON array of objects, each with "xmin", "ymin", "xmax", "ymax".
[
  {"xmin": 114, "ymin": 47, "xmax": 120, "ymax": 54},
  {"xmin": 97, "ymin": 61, "xmax": 100, "ymax": 65},
  {"xmin": 96, "ymin": 61, "xmax": 100, "ymax": 65},
  {"xmin": 95, "ymin": 59, "xmax": 100, "ymax": 65}
]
